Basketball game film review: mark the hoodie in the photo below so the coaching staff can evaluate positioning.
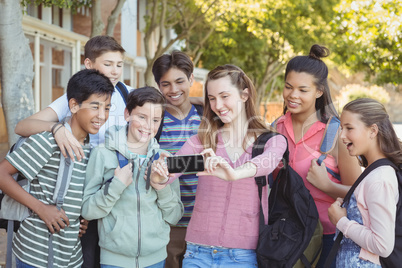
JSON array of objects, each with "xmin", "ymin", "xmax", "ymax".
[{"xmin": 82, "ymin": 125, "xmax": 183, "ymax": 268}]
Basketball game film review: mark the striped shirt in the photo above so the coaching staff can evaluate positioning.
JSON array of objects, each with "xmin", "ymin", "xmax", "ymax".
[
  {"xmin": 6, "ymin": 132, "xmax": 91, "ymax": 268},
  {"xmin": 159, "ymin": 105, "xmax": 201, "ymax": 226}
]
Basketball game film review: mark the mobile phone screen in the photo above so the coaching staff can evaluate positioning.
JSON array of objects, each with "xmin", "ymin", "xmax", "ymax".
[{"xmin": 167, "ymin": 154, "xmax": 204, "ymax": 173}]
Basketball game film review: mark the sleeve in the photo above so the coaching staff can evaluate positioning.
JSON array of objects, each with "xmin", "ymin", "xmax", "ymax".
[
  {"xmin": 337, "ymin": 173, "xmax": 398, "ymax": 257},
  {"xmin": 249, "ymin": 134, "xmax": 287, "ymax": 177},
  {"xmin": 81, "ymin": 148, "xmax": 127, "ymax": 220},
  {"xmin": 5, "ymin": 133, "xmax": 54, "ymax": 181},
  {"xmin": 165, "ymin": 135, "xmax": 203, "ymax": 184},
  {"xmin": 155, "ymin": 178, "xmax": 184, "ymax": 225},
  {"xmin": 48, "ymin": 94, "xmax": 71, "ymax": 121}
]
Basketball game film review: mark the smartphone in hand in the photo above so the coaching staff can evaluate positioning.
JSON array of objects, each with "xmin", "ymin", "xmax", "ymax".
[{"xmin": 167, "ymin": 154, "xmax": 204, "ymax": 173}]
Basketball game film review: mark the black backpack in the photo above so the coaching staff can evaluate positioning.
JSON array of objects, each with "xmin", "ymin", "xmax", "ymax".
[
  {"xmin": 253, "ymin": 131, "xmax": 320, "ymax": 268},
  {"xmin": 325, "ymin": 158, "xmax": 402, "ymax": 268}
]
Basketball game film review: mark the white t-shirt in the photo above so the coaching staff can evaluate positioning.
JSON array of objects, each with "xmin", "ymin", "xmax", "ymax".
[{"xmin": 49, "ymin": 82, "xmax": 133, "ymax": 147}]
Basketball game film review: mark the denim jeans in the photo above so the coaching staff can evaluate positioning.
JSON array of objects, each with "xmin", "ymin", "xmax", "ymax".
[
  {"xmin": 16, "ymin": 258, "xmax": 37, "ymax": 268},
  {"xmin": 316, "ymin": 233, "xmax": 336, "ymax": 268},
  {"xmin": 101, "ymin": 259, "xmax": 165, "ymax": 268},
  {"xmin": 183, "ymin": 243, "xmax": 257, "ymax": 267}
]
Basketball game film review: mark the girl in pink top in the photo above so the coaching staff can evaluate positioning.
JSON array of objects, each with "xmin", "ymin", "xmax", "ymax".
[
  {"xmin": 274, "ymin": 44, "xmax": 362, "ymax": 267},
  {"xmin": 151, "ymin": 64, "xmax": 287, "ymax": 267},
  {"xmin": 328, "ymin": 98, "xmax": 401, "ymax": 267}
]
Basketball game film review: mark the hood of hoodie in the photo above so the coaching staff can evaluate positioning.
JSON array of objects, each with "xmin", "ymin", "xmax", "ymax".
[{"xmin": 104, "ymin": 125, "xmax": 160, "ymax": 160}]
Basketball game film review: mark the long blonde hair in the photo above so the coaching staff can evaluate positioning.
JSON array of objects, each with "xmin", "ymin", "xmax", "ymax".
[{"xmin": 198, "ymin": 64, "xmax": 272, "ymax": 151}]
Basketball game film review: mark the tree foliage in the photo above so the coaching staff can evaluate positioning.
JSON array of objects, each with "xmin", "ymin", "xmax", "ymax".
[
  {"xmin": 189, "ymin": 0, "xmax": 339, "ymax": 103},
  {"xmin": 143, "ymin": 0, "xmax": 220, "ymax": 85},
  {"xmin": 330, "ymin": 0, "xmax": 402, "ymax": 85}
]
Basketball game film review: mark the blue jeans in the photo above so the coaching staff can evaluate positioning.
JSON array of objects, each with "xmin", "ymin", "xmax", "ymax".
[
  {"xmin": 316, "ymin": 233, "xmax": 336, "ymax": 268},
  {"xmin": 16, "ymin": 258, "xmax": 37, "ymax": 268},
  {"xmin": 101, "ymin": 260, "xmax": 165, "ymax": 268},
  {"xmin": 183, "ymin": 243, "xmax": 257, "ymax": 267}
]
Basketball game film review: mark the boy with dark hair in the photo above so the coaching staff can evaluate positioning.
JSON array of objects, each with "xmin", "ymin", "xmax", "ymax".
[
  {"xmin": 152, "ymin": 50, "xmax": 203, "ymax": 267},
  {"xmin": 81, "ymin": 87, "xmax": 183, "ymax": 267},
  {"xmin": 0, "ymin": 69, "xmax": 114, "ymax": 267},
  {"xmin": 14, "ymin": 35, "xmax": 132, "ymax": 267}
]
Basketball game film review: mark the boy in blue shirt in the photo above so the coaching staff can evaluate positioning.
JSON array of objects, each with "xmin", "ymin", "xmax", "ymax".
[{"xmin": 152, "ymin": 51, "xmax": 203, "ymax": 267}]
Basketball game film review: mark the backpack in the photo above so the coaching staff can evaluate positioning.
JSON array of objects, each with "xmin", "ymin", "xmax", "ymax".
[
  {"xmin": 0, "ymin": 123, "xmax": 76, "ymax": 268},
  {"xmin": 116, "ymin": 81, "xmax": 129, "ymax": 104},
  {"xmin": 155, "ymin": 104, "xmax": 204, "ymax": 142},
  {"xmin": 325, "ymin": 158, "xmax": 402, "ymax": 268},
  {"xmin": 253, "ymin": 131, "xmax": 320, "ymax": 268}
]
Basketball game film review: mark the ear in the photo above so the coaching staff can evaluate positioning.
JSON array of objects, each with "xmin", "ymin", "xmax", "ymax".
[
  {"xmin": 69, "ymin": 98, "xmax": 80, "ymax": 114},
  {"xmin": 189, "ymin": 73, "xmax": 194, "ymax": 87},
  {"xmin": 124, "ymin": 108, "xmax": 130, "ymax": 122},
  {"xmin": 316, "ymin": 90, "xmax": 323, "ymax": 98},
  {"xmin": 241, "ymin": 88, "xmax": 249, "ymax": 102},
  {"xmin": 84, "ymin": 58, "xmax": 93, "ymax": 69},
  {"xmin": 370, "ymin": 124, "xmax": 379, "ymax": 138}
]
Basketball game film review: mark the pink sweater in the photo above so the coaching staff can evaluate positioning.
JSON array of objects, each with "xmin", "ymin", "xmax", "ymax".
[
  {"xmin": 172, "ymin": 133, "xmax": 287, "ymax": 249},
  {"xmin": 337, "ymin": 165, "xmax": 398, "ymax": 265},
  {"xmin": 276, "ymin": 112, "xmax": 341, "ymax": 234}
]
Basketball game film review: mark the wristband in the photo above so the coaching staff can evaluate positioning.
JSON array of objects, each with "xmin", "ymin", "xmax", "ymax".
[
  {"xmin": 53, "ymin": 123, "xmax": 65, "ymax": 136},
  {"xmin": 51, "ymin": 122, "xmax": 64, "ymax": 135}
]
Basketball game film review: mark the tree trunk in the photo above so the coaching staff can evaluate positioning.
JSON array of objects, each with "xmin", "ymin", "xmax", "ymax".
[
  {"xmin": 0, "ymin": 0, "xmax": 35, "ymax": 146},
  {"xmin": 106, "ymin": 0, "xmax": 126, "ymax": 36},
  {"xmin": 91, "ymin": 0, "xmax": 104, "ymax": 37}
]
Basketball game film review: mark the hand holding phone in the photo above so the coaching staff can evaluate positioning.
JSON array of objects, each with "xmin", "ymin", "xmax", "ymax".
[{"xmin": 167, "ymin": 154, "xmax": 205, "ymax": 173}]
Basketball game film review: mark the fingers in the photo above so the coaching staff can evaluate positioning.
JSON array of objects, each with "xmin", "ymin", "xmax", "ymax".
[
  {"xmin": 201, "ymin": 148, "xmax": 216, "ymax": 158},
  {"xmin": 152, "ymin": 161, "xmax": 168, "ymax": 178}
]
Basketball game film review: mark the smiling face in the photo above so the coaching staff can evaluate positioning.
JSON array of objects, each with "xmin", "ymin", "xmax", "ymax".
[
  {"xmin": 69, "ymin": 93, "xmax": 111, "ymax": 142},
  {"xmin": 283, "ymin": 71, "xmax": 323, "ymax": 119},
  {"xmin": 124, "ymin": 102, "xmax": 163, "ymax": 146},
  {"xmin": 158, "ymin": 68, "xmax": 193, "ymax": 109},
  {"xmin": 207, "ymin": 76, "xmax": 248, "ymax": 125},
  {"xmin": 84, "ymin": 51, "xmax": 124, "ymax": 86},
  {"xmin": 340, "ymin": 110, "xmax": 373, "ymax": 157}
]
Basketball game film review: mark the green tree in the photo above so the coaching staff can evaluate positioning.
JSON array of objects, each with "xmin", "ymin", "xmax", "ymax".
[
  {"xmin": 143, "ymin": 0, "xmax": 220, "ymax": 86},
  {"xmin": 1, "ymin": 0, "xmax": 91, "ymax": 145},
  {"xmin": 331, "ymin": 0, "xmax": 402, "ymax": 84},
  {"xmin": 187, "ymin": 0, "xmax": 339, "ymax": 104}
]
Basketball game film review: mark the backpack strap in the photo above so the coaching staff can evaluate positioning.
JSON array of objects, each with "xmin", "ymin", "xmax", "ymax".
[
  {"xmin": 116, "ymin": 82, "xmax": 129, "ymax": 105},
  {"xmin": 48, "ymin": 123, "xmax": 76, "ymax": 267},
  {"xmin": 324, "ymin": 158, "xmax": 397, "ymax": 268},
  {"xmin": 317, "ymin": 116, "xmax": 341, "ymax": 181},
  {"xmin": 252, "ymin": 131, "xmax": 284, "ymax": 201}
]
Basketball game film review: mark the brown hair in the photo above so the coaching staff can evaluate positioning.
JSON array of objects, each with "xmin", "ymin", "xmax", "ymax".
[
  {"xmin": 343, "ymin": 98, "xmax": 402, "ymax": 167},
  {"xmin": 152, "ymin": 50, "xmax": 194, "ymax": 85},
  {"xmin": 199, "ymin": 64, "xmax": 272, "ymax": 151},
  {"xmin": 84, "ymin": 35, "xmax": 125, "ymax": 62}
]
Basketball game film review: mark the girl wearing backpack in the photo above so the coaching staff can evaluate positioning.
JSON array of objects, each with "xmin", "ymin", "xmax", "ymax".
[
  {"xmin": 328, "ymin": 98, "xmax": 402, "ymax": 267},
  {"xmin": 151, "ymin": 64, "xmax": 288, "ymax": 267},
  {"xmin": 273, "ymin": 44, "xmax": 362, "ymax": 267}
]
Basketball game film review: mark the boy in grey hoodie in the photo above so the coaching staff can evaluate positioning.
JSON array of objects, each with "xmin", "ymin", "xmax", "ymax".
[{"xmin": 81, "ymin": 87, "xmax": 183, "ymax": 268}]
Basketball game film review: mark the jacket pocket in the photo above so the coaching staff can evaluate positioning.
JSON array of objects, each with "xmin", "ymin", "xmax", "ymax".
[{"xmin": 99, "ymin": 215, "xmax": 138, "ymax": 257}]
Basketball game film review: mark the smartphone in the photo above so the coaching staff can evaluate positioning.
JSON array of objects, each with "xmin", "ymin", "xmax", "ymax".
[{"xmin": 167, "ymin": 154, "xmax": 205, "ymax": 173}]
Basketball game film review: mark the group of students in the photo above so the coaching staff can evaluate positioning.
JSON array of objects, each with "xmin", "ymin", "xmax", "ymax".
[{"xmin": 0, "ymin": 35, "xmax": 400, "ymax": 268}]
